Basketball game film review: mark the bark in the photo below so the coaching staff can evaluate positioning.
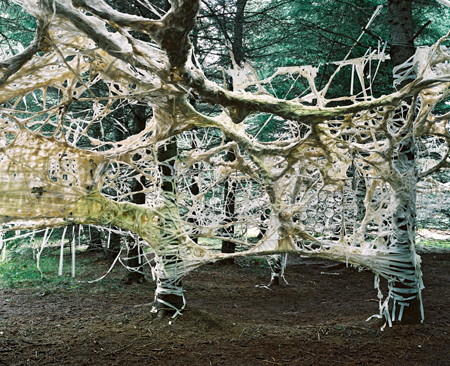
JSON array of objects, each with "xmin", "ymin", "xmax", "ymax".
[
  {"xmin": 232, "ymin": 0, "xmax": 247, "ymax": 66},
  {"xmin": 0, "ymin": 16, "xmax": 50, "ymax": 87},
  {"xmin": 388, "ymin": 0, "xmax": 421, "ymax": 325},
  {"xmin": 187, "ymin": 127, "xmax": 200, "ymax": 244},
  {"xmin": 124, "ymin": 104, "xmax": 148, "ymax": 284},
  {"xmin": 153, "ymin": 136, "xmax": 184, "ymax": 315},
  {"xmin": 220, "ymin": 0, "xmax": 247, "ymax": 264},
  {"xmin": 268, "ymin": 254, "xmax": 287, "ymax": 286},
  {"xmin": 221, "ymin": 141, "xmax": 237, "ymax": 265},
  {"xmin": 104, "ymin": 120, "xmax": 126, "ymax": 260},
  {"xmin": 389, "ymin": 0, "xmax": 415, "ymax": 70}
]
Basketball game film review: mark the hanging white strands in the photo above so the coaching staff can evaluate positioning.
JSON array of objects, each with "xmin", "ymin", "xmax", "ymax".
[
  {"xmin": 0, "ymin": 229, "xmax": 47, "ymax": 244},
  {"xmin": 37, "ymin": 228, "xmax": 53, "ymax": 278},
  {"xmin": 343, "ymin": 5, "xmax": 384, "ymax": 61},
  {"xmin": 0, "ymin": 230, "xmax": 5, "ymax": 262},
  {"xmin": 350, "ymin": 64, "xmax": 355, "ymax": 95},
  {"xmin": 107, "ymin": 225, "xmax": 112, "ymax": 250},
  {"xmin": 78, "ymin": 225, "xmax": 83, "ymax": 249},
  {"xmin": 59, "ymin": 226, "xmax": 67, "ymax": 276},
  {"xmin": 72, "ymin": 225, "xmax": 76, "ymax": 278},
  {"xmin": 81, "ymin": 248, "xmax": 123, "ymax": 284}
]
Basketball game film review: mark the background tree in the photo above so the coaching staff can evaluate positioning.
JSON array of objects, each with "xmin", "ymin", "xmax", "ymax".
[{"xmin": 386, "ymin": 0, "xmax": 418, "ymax": 324}]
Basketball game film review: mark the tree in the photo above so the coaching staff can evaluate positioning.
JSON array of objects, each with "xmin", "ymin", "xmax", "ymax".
[
  {"xmin": 221, "ymin": 0, "xmax": 247, "ymax": 264},
  {"xmin": 124, "ymin": 103, "xmax": 150, "ymax": 284},
  {"xmin": 385, "ymin": 0, "xmax": 419, "ymax": 324}
]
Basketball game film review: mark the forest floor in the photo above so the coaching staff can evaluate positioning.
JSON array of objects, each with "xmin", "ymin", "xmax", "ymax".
[{"xmin": 0, "ymin": 249, "xmax": 449, "ymax": 366}]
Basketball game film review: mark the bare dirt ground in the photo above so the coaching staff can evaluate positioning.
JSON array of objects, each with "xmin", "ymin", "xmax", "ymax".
[{"xmin": 0, "ymin": 251, "xmax": 449, "ymax": 366}]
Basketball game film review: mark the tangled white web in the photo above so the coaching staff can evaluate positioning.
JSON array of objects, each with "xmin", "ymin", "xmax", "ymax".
[{"xmin": 0, "ymin": 0, "xmax": 450, "ymax": 326}]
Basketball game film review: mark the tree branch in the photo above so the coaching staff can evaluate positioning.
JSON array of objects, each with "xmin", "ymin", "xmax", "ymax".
[
  {"xmin": 71, "ymin": 0, "xmax": 199, "ymax": 68},
  {"xmin": 180, "ymin": 67, "xmax": 433, "ymax": 125},
  {"xmin": 411, "ymin": 20, "xmax": 432, "ymax": 43},
  {"xmin": 0, "ymin": 17, "xmax": 49, "ymax": 87},
  {"xmin": 71, "ymin": 0, "xmax": 165, "ymax": 40}
]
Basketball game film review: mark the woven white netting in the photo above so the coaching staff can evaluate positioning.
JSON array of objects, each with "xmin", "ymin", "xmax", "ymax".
[{"xmin": 1, "ymin": 0, "xmax": 450, "ymax": 325}]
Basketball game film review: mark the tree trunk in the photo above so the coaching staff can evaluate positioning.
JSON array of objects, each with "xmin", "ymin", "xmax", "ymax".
[
  {"xmin": 267, "ymin": 254, "xmax": 287, "ymax": 286},
  {"xmin": 387, "ymin": 0, "xmax": 422, "ymax": 325},
  {"xmin": 188, "ymin": 127, "xmax": 200, "ymax": 244},
  {"xmin": 221, "ymin": 138, "xmax": 237, "ymax": 264},
  {"xmin": 104, "ymin": 123, "xmax": 125, "ymax": 259},
  {"xmin": 389, "ymin": 0, "xmax": 415, "ymax": 71},
  {"xmin": 220, "ymin": 0, "xmax": 247, "ymax": 264},
  {"xmin": 232, "ymin": 0, "xmax": 247, "ymax": 65},
  {"xmin": 124, "ymin": 104, "xmax": 148, "ymax": 284},
  {"xmin": 150, "ymin": 0, "xmax": 184, "ymax": 318},
  {"xmin": 153, "ymin": 136, "xmax": 184, "ymax": 316}
]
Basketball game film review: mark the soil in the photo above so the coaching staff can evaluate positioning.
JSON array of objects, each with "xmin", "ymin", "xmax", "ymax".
[{"xmin": 0, "ymin": 251, "xmax": 449, "ymax": 366}]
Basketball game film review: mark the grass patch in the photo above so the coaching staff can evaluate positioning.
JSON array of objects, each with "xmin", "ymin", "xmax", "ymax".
[
  {"xmin": 0, "ymin": 247, "xmax": 93, "ymax": 289},
  {"xmin": 416, "ymin": 238, "xmax": 450, "ymax": 251},
  {"xmin": 238, "ymin": 256, "xmax": 269, "ymax": 268},
  {"xmin": 0, "ymin": 246, "xmax": 154, "ymax": 296}
]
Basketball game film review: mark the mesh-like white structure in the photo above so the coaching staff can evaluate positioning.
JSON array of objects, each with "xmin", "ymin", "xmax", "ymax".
[{"xmin": 1, "ymin": 0, "xmax": 450, "ymax": 326}]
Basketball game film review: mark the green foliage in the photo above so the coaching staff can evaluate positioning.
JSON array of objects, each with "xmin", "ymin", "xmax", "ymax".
[
  {"xmin": 412, "ymin": 1, "xmax": 450, "ymax": 46},
  {"xmin": 0, "ymin": 244, "xmax": 154, "ymax": 295},
  {"xmin": 416, "ymin": 238, "xmax": 450, "ymax": 250},
  {"xmin": 248, "ymin": 256, "xmax": 269, "ymax": 268},
  {"xmin": 0, "ymin": 0, "xmax": 36, "ymax": 52},
  {"xmin": 0, "ymin": 247, "xmax": 67, "ymax": 288}
]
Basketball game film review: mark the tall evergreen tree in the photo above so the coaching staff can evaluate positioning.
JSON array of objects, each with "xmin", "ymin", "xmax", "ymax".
[{"xmin": 387, "ymin": 0, "xmax": 421, "ymax": 325}]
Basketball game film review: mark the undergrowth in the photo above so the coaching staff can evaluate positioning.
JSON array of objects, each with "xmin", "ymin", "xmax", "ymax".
[
  {"xmin": 0, "ymin": 235, "xmax": 447, "ymax": 294},
  {"xmin": 416, "ymin": 238, "xmax": 450, "ymax": 252},
  {"xmin": 0, "ymin": 246, "xmax": 154, "ymax": 296}
]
